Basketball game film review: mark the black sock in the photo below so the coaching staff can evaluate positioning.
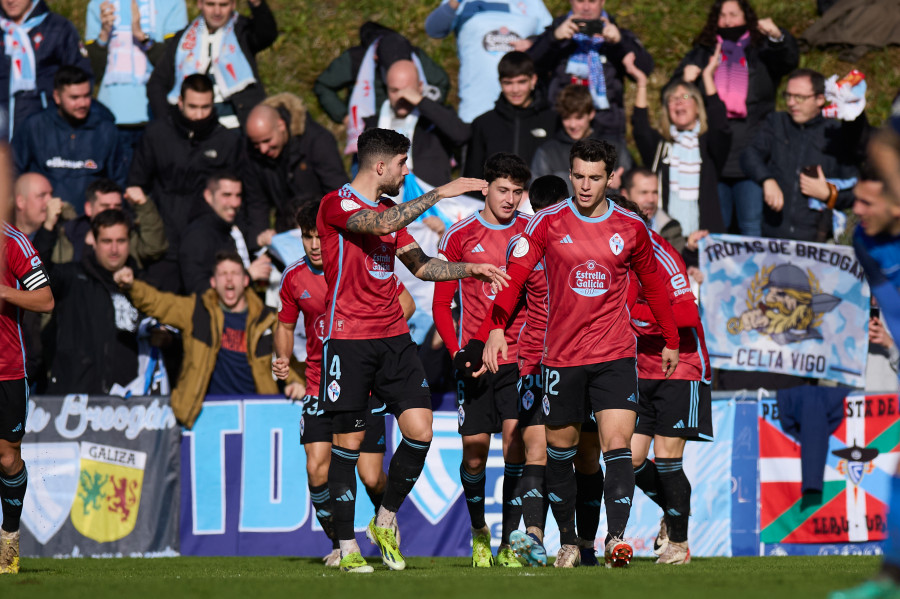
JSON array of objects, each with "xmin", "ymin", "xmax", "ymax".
[
  {"xmin": 656, "ymin": 457, "xmax": 691, "ymax": 542},
  {"xmin": 382, "ymin": 437, "xmax": 431, "ymax": 512},
  {"xmin": 328, "ymin": 447, "xmax": 359, "ymax": 541},
  {"xmin": 575, "ymin": 468, "xmax": 604, "ymax": 543},
  {"xmin": 365, "ymin": 486, "xmax": 385, "ymax": 515},
  {"xmin": 634, "ymin": 459, "xmax": 666, "ymax": 509},
  {"xmin": 309, "ymin": 482, "xmax": 337, "ymax": 546},
  {"xmin": 602, "ymin": 448, "xmax": 634, "ymax": 542},
  {"xmin": 520, "ymin": 464, "xmax": 546, "ymax": 531},
  {"xmin": 460, "ymin": 464, "xmax": 487, "ymax": 530},
  {"xmin": 546, "ymin": 445, "xmax": 577, "ymax": 546},
  {"xmin": 0, "ymin": 464, "xmax": 27, "ymax": 533},
  {"xmin": 502, "ymin": 462, "xmax": 524, "ymax": 543}
]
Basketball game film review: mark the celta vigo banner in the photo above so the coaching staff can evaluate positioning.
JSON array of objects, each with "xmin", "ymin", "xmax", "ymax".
[{"xmin": 699, "ymin": 234, "xmax": 870, "ymax": 387}]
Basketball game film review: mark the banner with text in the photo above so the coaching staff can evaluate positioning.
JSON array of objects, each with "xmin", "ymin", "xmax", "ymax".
[
  {"xmin": 759, "ymin": 393, "xmax": 900, "ymax": 544},
  {"xmin": 19, "ymin": 395, "xmax": 180, "ymax": 558},
  {"xmin": 699, "ymin": 234, "xmax": 870, "ymax": 386},
  {"xmin": 180, "ymin": 395, "xmax": 735, "ymax": 557}
]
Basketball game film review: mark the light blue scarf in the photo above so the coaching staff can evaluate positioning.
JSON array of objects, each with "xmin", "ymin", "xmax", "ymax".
[
  {"xmin": 105, "ymin": 0, "xmax": 155, "ymax": 85},
  {"xmin": 167, "ymin": 13, "xmax": 255, "ymax": 104},
  {"xmin": 2, "ymin": 2, "xmax": 47, "ymax": 137},
  {"xmin": 564, "ymin": 10, "xmax": 610, "ymax": 110}
]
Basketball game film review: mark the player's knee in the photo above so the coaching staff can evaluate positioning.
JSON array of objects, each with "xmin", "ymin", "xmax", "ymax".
[
  {"xmin": 307, "ymin": 459, "xmax": 329, "ymax": 483},
  {"xmin": 462, "ymin": 454, "xmax": 486, "ymax": 474},
  {"xmin": 0, "ymin": 449, "xmax": 22, "ymax": 475}
]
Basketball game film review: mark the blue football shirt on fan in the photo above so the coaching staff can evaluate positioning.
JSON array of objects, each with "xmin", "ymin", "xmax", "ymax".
[{"xmin": 207, "ymin": 310, "xmax": 256, "ymax": 395}]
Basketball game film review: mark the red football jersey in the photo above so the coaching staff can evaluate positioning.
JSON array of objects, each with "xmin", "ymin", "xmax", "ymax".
[
  {"xmin": 278, "ymin": 257, "xmax": 328, "ymax": 395},
  {"xmin": 507, "ymin": 233, "xmax": 548, "ymax": 377},
  {"xmin": 505, "ymin": 199, "xmax": 675, "ymax": 368},
  {"xmin": 631, "ymin": 230, "xmax": 711, "ymax": 382},
  {"xmin": 1, "ymin": 222, "xmax": 50, "ymax": 380},
  {"xmin": 318, "ymin": 185, "xmax": 415, "ymax": 341},
  {"xmin": 433, "ymin": 211, "xmax": 530, "ymax": 364}
]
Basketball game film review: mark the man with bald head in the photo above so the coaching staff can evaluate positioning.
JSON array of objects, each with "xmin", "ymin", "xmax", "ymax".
[
  {"xmin": 13, "ymin": 174, "xmax": 55, "ymax": 240},
  {"xmin": 365, "ymin": 59, "xmax": 469, "ymax": 190},
  {"xmin": 243, "ymin": 92, "xmax": 347, "ymax": 245}
]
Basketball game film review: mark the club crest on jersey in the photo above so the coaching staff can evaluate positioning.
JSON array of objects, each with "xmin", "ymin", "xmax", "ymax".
[
  {"xmin": 314, "ymin": 315, "xmax": 327, "ymax": 341},
  {"xmin": 482, "ymin": 265, "xmax": 506, "ymax": 300},
  {"xmin": 512, "ymin": 237, "xmax": 529, "ymax": 258},
  {"xmin": 568, "ymin": 260, "xmax": 611, "ymax": 297},
  {"xmin": 365, "ymin": 243, "xmax": 394, "ymax": 280},
  {"xmin": 542, "ymin": 395, "xmax": 550, "ymax": 415},
  {"xmin": 609, "ymin": 233, "xmax": 624, "ymax": 255},
  {"xmin": 327, "ymin": 381, "xmax": 341, "ymax": 402},
  {"xmin": 341, "ymin": 199, "xmax": 361, "ymax": 212},
  {"xmin": 522, "ymin": 390, "xmax": 534, "ymax": 411}
]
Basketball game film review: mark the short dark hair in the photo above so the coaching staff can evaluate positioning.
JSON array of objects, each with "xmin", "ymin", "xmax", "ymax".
[
  {"xmin": 529, "ymin": 175, "xmax": 569, "ymax": 211},
  {"xmin": 621, "ymin": 167, "xmax": 657, "ymax": 193},
  {"xmin": 85, "ymin": 178, "xmax": 123, "ymax": 206},
  {"xmin": 54, "ymin": 65, "xmax": 90, "ymax": 91},
  {"xmin": 206, "ymin": 171, "xmax": 242, "ymax": 193},
  {"xmin": 90, "ymin": 208, "xmax": 131, "ymax": 240},
  {"xmin": 498, "ymin": 51, "xmax": 535, "ymax": 80},
  {"xmin": 857, "ymin": 161, "xmax": 883, "ymax": 184},
  {"xmin": 787, "ymin": 68, "xmax": 826, "ymax": 97},
  {"xmin": 357, "ymin": 128, "xmax": 410, "ymax": 170},
  {"xmin": 295, "ymin": 200, "xmax": 320, "ymax": 233},
  {"xmin": 555, "ymin": 85, "xmax": 593, "ymax": 118},
  {"xmin": 483, "ymin": 152, "xmax": 531, "ymax": 187},
  {"xmin": 214, "ymin": 250, "xmax": 246, "ymax": 273},
  {"xmin": 181, "ymin": 74, "xmax": 214, "ymax": 98},
  {"xmin": 570, "ymin": 138, "xmax": 617, "ymax": 171},
  {"xmin": 614, "ymin": 197, "xmax": 649, "ymax": 225}
]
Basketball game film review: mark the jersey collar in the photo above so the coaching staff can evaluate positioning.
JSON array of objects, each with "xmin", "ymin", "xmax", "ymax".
[
  {"xmin": 475, "ymin": 210, "xmax": 519, "ymax": 230},
  {"xmin": 566, "ymin": 197, "xmax": 614, "ymax": 223},
  {"xmin": 344, "ymin": 184, "xmax": 380, "ymax": 208}
]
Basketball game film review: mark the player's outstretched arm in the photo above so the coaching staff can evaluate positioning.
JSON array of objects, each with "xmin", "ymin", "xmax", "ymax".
[
  {"xmin": 397, "ymin": 241, "xmax": 510, "ymax": 287},
  {"xmin": 346, "ymin": 178, "xmax": 486, "ymax": 236},
  {"xmin": 0, "ymin": 284, "xmax": 53, "ymax": 313}
]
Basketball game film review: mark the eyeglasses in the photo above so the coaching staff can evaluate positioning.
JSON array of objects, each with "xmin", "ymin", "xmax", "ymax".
[
  {"xmin": 666, "ymin": 93, "xmax": 693, "ymax": 104},
  {"xmin": 782, "ymin": 91, "xmax": 816, "ymax": 103}
]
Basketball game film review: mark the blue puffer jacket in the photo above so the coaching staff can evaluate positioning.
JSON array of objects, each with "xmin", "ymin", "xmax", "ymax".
[
  {"xmin": 0, "ymin": 0, "xmax": 93, "ymax": 140},
  {"xmin": 12, "ymin": 102, "xmax": 126, "ymax": 214}
]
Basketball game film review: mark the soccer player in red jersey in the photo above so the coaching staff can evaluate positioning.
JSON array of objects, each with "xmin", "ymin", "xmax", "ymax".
[
  {"xmin": 505, "ymin": 175, "xmax": 568, "ymax": 567},
  {"xmin": 273, "ymin": 201, "xmax": 415, "ymax": 567},
  {"xmin": 473, "ymin": 139, "xmax": 680, "ymax": 568},
  {"xmin": 618, "ymin": 197, "xmax": 712, "ymax": 566},
  {"xmin": 316, "ymin": 128, "xmax": 509, "ymax": 573},
  {"xmin": 0, "ymin": 221, "xmax": 54, "ymax": 574},
  {"xmin": 432, "ymin": 153, "xmax": 532, "ymax": 567}
]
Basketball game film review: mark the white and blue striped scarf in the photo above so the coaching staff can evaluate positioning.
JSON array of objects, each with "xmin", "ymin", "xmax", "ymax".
[{"xmin": 667, "ymin": 122, "xmax": 702, "ymax": 235}]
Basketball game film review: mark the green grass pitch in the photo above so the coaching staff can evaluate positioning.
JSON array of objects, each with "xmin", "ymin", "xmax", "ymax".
[{"xmin": 0, "ymin": 556, "xmax": 883, "ymax": 599}]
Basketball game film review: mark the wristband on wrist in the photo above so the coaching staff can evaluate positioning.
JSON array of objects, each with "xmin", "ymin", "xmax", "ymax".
[{"xmin": 826, "ymin": 182, "xmax": 838, "ymax": 209}]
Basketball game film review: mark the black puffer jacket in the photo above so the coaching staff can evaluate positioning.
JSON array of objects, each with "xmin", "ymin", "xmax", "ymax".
[
  {"xmin": 464, "ymin": 93, "xmax": 557, "ymax": 179},
  {"xmin": 741, "ymin": 111, "xmax": 868, "ymax": 241},
  {"xmin": 178, "ymin": 207, "xmax": 240, "ymax": 294},
  {"xmin": 127, "ymin": 110, "xmax": 242, "ymax": 256},
  {"xmin": 46, "ymin": 252, "xmax": 141, "ymax": 394}
]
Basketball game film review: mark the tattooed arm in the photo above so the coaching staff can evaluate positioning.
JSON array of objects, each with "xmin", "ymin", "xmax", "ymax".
[
  {"xmin": 397, "ymin": 242, "xmax": 511, "ymax": 287},
  {"xmin": 345, "ymin": 177, "xmax": 486, "ymax": 236}
]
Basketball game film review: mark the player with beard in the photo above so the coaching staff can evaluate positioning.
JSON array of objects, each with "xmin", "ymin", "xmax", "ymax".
[
  {"xmin": 317, "ymin": 127, "xmax": 509, "ymax": 573},
  {"xmin": 433, "ymin": 153, "xmax": 531, "ymax": 568},
  {"xmin": 463, "ymin": 139, "xmax": 680, "ymax": 567},
  {"xmin": 273, "ymin": 200, "xmax": 414, "ymax": 567}
]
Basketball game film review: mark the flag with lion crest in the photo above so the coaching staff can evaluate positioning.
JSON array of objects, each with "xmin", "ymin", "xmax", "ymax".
[{"xmin": 698, "ymin": 234, "xmax": 870, "ymax": 387}]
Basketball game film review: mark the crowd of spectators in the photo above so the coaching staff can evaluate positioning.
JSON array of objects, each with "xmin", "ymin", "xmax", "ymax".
[{"xmin": 3, "ymin": 0, "xmax": 893, "ymax": 424}]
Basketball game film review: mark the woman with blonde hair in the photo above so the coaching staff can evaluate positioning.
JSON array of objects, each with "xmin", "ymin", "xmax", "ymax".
[{"xmin": 626, "ymin": 50, "xmax": 730, "ymax": 241}]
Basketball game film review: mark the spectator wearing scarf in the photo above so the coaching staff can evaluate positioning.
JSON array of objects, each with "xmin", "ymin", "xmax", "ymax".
[
  {"xmin": 527, "ymin": 0, "xmax": 653, "ymax": 171},
  {"xmin": 629, "ymin": 52, "xmax": 729, "ymax": 260},
  {"xmin": 671, "ymin": 0, "xmax": 798, "ymax": 236},
  {"xmin": 146, "ymin": 0, "xmax": 276, "ymax": 128},
  {"xmin": 0, "ymin": 0, "xmax": 93, "ymax": 141},
  {"xmin": 85, "ymin": 0, "xmax": 188, "ymax": 126}
]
